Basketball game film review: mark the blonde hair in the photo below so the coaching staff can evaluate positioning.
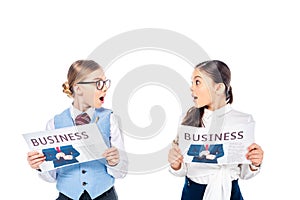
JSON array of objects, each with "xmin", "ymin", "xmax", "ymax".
[{"xmin": 62, "ymin": 60, "xmax": 103, "ymax": 97}]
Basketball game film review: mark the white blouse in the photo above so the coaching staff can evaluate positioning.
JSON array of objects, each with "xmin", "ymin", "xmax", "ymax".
[{"xmin": 169, "ymin": 104, "xmax": 260, "ymax": 200}]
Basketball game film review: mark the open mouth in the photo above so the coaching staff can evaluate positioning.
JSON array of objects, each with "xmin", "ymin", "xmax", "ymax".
[
  {"xmin": 99, "ymin": 96, "xmax": 105, "ymax": 102},
  {"xmin": 192, "ymin": 94, "xmax": 198, "ymax": 100}
]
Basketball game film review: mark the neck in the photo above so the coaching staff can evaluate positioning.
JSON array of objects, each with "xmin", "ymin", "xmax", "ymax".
[
  {"xmin": 73, "ymin": 99, "xmax": 90, "ymax": 112},
  {"xmin": 207, "ymin": 98, "xmax": 227, "ymax": 111}
]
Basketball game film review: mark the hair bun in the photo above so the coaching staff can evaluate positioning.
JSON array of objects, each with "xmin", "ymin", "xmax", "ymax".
[{"xmin": 62, "ymin": 81, "xmax": 73, "ymax": 97}]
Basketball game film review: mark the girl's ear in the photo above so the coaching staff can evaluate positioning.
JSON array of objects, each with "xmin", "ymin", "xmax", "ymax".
[
  {"xmin": 215, "ymin": 83, "xmax": 226, "ymax": 95},
  {"xmin": 73, "ymin": 84, "xmax": 83, "ymax": 96}
]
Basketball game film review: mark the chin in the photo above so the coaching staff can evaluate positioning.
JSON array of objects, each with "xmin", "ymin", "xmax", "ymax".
[
  {"xmin": 94, "ymin": 103, "xmax": 103, "ymax": 109},
  {"xmin": 194, "ymin": 102, "xmax": 205, "ymax": 108}
]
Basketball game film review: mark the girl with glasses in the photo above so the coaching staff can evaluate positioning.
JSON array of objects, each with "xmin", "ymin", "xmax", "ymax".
[{"xmin": 27, "ymin": 60, "xmax": 127, "ymax": 200}]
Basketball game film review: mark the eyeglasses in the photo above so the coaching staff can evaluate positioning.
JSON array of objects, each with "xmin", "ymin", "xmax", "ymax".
[{"xmin": 77, "ymin": 79, "xmax": 111, "ymax": 90}]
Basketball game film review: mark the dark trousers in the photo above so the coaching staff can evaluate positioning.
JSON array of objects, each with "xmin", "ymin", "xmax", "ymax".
[
  {"xmin": 181, "ymin": 177, "xmax": 243, "ymax": 200},
  {"xmin": 56, "ymin": 187, "xmax": 118, "ymax": 200}
]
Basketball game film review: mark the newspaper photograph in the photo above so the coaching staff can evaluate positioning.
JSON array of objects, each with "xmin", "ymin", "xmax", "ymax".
[
  {"xmin": 178, "ymin": 122, "xmax": 255, "ymax": 164},
  {"xmin": 23, "ymin": 123, "xmax": 108, "ymax": 171}
]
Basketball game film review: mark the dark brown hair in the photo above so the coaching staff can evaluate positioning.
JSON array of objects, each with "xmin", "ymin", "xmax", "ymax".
[{"xmin": 181, "ymin": 60, "xmax": 233, "ymax": 127}]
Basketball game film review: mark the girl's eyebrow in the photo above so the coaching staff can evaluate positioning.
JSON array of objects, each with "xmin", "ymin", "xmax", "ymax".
[
  {"xmin": 193, "ymin": 75, "xmax": 202, "ymax": 79},
  {"xmin": 93, "ymin": 77, "xmax": 106, "ymax": 81}
]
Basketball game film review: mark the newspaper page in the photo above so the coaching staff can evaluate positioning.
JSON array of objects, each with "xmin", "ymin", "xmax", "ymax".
[
  {"xmin": 23, "ymin": 123, "xmax": 108, "ymax": 171},
  {"xmin": 178, "ymin": 122, "xmax": 255, "ymax": 164}
]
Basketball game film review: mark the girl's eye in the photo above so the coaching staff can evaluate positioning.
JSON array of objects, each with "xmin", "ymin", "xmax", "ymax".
[{"xmin": 195, "ymin": 80, "xmax": 200, "ymax": 85}]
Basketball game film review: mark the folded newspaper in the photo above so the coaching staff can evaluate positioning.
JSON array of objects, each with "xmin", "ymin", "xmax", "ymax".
[
  {"xmin": 178, "ymin": 122, "xmax": 255, "ymax": 164},
  {"xmin": 23, "ymin": 123, "xmax": 108, "ymax": 171}
]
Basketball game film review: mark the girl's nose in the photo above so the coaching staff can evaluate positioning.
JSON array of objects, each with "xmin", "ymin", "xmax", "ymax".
[
  {"xmin": 190, "ymin": 84, "xmax": 194, "ymax": 92},
  {"xmin": 102, "ymin": 85, "xmax": 108, "ymax": 92}
]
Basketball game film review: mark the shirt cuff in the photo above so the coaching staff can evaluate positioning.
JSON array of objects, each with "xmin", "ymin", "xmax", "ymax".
[
  {"xmin": 169, "ymin": 163, "xmax": 186, "ymax": 177},
  {"xmin": 249, "ymin": 163, "xmax": 261, "ymax": 171},
  {"xmin": 107, "ymin": 150, "xmax": 128, "ymax": 178}
]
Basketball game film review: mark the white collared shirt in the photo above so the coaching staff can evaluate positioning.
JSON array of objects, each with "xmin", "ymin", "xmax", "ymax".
[{"xmin": 170, "ymin": 104, "xmax": 260, "ymax": 199}]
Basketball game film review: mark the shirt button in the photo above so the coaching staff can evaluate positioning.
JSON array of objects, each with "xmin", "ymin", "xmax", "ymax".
[
  {"xmin": 82, "ymin": 170, "xmax": 87, "ymax": 174},
  {"xmin": 82, "ymin": 182, "xmax": 87, "ymax": 186}
]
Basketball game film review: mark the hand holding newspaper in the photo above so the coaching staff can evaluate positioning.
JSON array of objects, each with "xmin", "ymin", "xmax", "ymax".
[
  {"xmin": 23, "ymin": 123, "xmax": 108, "ymax": 171},
  {"xmin": 178, "ymin": 122, "xmax": 255, "ymax": 164}
]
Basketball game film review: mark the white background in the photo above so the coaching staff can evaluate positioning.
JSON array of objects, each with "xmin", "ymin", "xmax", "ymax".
[{"xmin": 1, "ymin": 1, "xmax": 299, "ymax": 199}]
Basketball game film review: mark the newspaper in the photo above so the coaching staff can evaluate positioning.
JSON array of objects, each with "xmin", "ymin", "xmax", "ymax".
[
  {"xmin": 178, "ymin": 122, "xmax": 255, "ymax": 164},
  {"xmin": 23, "ymin": 123, "xmax": 108, "ymax": 171}
]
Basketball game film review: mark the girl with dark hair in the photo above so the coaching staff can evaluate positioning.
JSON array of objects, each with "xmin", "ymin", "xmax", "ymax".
[
  {"xmin": 27, "ymin": 60, "xmax": 127, "ymax": 200},
  {"xmin": 168, "ymin": 60, "xmax": 264, "ymax": 200}
]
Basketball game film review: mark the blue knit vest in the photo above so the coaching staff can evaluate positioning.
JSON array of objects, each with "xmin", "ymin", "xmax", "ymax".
[{"xmin": 53, "ymin": 107, "xmax": 114, "ymax": 199}]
